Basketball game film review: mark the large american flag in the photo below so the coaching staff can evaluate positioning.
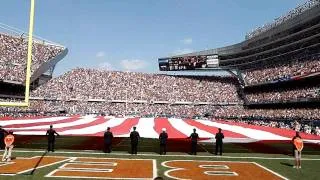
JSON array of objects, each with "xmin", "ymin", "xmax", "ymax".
[{"xmin": 1, "ymin": 115, "xmax": 320, "ymax": 143}]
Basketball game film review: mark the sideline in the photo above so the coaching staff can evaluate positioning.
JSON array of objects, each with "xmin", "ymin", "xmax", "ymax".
[{"xmin": 5, "ymin": 150, "xmax": 320, "ymax": 161}]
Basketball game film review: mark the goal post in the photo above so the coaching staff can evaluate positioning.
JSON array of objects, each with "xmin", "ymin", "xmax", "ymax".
[{"xmin": 0, "ymin": 0, "xmax": 35, "ymax": 107}]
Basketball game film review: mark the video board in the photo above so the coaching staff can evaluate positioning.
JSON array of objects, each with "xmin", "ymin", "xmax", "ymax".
[{"xmin": 158, "ymin": 55, "xmax": 219, "ymax": 71}]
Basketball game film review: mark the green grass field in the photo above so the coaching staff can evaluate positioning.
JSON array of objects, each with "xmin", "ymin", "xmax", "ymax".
[
  {"xmin": 0, "ymin": 148, "xmax": 319, "ymax": 180},
  {"xmin": 2, "ymin": 135, "xmax": 319, "ymax": 179}
]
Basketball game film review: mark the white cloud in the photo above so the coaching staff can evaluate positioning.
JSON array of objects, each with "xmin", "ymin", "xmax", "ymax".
[
  {"xmin": 170, "ymin": 48, "xmax": 193, "ymax": 56},
  {"xmin": 98, "ymin": 62, "xmax": 115, "ymax": 71},
  {"xmin": 181, "ymin": 38, "xmax": 193, "ymax": 45},
  {"xmin": 120, "ymin": 59, "xmax": 147, "ymax": 71},
  {"xmin": 95, "ymin": 51, "xmax": 106, "ymax": 58}
]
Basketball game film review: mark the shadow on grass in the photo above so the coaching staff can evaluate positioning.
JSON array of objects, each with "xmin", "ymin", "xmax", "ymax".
[
  {"xmin": 28, "ymin": 151, "xmax": 48, "ymax": 175},
  {"xmin": 280, "ymin": 162, "xmax": 293, "ymax": 167}
]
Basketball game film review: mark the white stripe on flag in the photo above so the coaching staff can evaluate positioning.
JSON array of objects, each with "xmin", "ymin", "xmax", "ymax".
[
  {"xmin": 61, "ymin": 117, "xmax": 127, "ymax": 135},
  {"xmin": 168, "ymin": 118, "xmax": 215, "ymax": 138},
  {"xmin": 0, "ymin": 116, "xmax": 71, "ymax": 126},
  {"xmin": 197, "ymin": 120, "xmax": 289, "ymax": 140},
  {"xmin": 7, "ymin": 116, "xmax": 97, "ymax": 130},
  {"xmin": 135, "ymin": 118, "xmax": 158, "ymax": 138}
]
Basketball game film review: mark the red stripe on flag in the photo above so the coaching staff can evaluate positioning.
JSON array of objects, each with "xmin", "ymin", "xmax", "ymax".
[
  {"xmin": 92, "ymin": 117, "xmax": 140, "ymax": 136},
  {"xmin": 4, "ymin": 115, "xmax": 81, "ymax": 128},
  {"xmin": 12, "ymin": 116, "xmax": 108, "ymax": 134},
  {"xmin": 154, "ymin": 118, "xmax": 187, "ymax": 139},
  {"xmin": 185, "ymin": 119, "xmax": 247, "ymax": 138},
  {"xmin": 216, "ymin": 120, "xmax": 320, "ymax": 140}
]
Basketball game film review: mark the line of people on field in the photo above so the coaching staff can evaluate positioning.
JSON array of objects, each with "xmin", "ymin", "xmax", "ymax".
[{"xmin": 103, "ymin": 126, "xmax": 225, "ymax": 155}]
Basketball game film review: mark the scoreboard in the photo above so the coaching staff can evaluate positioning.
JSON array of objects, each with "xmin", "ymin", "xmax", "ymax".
[{"xmin": 158, "ymin": 55, "xmax": 219, "ymax": 71}]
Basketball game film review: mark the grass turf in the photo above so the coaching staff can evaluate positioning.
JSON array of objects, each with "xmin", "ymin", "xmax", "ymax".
[
  {"xmin": 3, "ymin": 135, "xmax": 320, "ymax": 179},
  {"xmin": 0, "ymin": 149, "xmax": 319, "ymax": 180}
]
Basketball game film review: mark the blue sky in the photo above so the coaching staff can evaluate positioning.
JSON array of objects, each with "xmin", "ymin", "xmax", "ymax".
[{"xmin": 0, "ymin": 0, "xmax": 306, "ymax": 76}]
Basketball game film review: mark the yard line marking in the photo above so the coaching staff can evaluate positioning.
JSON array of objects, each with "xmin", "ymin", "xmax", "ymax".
[
  {"xmin": 8, "ymin": 150, "xmax": 320, "ymax": 160},
  {"xmin": 252, "ymin": 162, "xmax": 289, "ymax": 180}
]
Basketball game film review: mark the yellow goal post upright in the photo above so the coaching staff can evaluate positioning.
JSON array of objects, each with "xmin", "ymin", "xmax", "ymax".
[{"xmin": 0, "ymin": 0, "xmax": 35, "ymax": 107}]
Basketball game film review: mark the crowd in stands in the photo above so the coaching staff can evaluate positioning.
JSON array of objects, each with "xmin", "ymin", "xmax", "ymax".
[
  {"xmin": 31, "ymin": 68, "xmax": 240, "ymax": 103},
  {"xmin": 246, "ymin": 0, "xmax": 320, "ymax": 39},
  {"xmin": 1, "ymin": 98, "xmax": 319, "ymax": 120},
  {"xmin": 246, "ymin": 86, "xmax": 320, "ymax": 103},
  {"xmin": 0, "ymin": 33, "xmax": 64, "ymax": 82},
  {"xmin": 243, "ymin": 58, "xmax": 320, "ymax": 85}
]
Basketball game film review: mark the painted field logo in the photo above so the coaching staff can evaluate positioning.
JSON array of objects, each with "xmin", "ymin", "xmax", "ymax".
[
  {"xmin": 46, "ymin": 157, "xmax": 156, "ymax": 179},
  {"xmin": 162, "ymin": 160, "xmax": 286, "ymax": 180}
]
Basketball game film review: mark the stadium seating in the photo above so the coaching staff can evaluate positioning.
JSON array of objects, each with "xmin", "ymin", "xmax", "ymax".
[
  {"xmin": 242, "ymin": 58, "xmax": 320, "ymax": 85},
  {"xmin": 0, "ymin": 33, "xmax": 64, "ymax": 82},
  {"xmin": 31, "ymin": 68, "xmax": 241, "ymax": 103},
  {"xmin": 245, "ymin": 86, "xmax": 320, "ymax": 103}
]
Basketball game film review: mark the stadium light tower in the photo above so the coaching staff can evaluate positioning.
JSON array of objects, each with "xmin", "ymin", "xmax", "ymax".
[{"xmin": 0, "ymin": 0, "xmax": 35, "ymax": 107}]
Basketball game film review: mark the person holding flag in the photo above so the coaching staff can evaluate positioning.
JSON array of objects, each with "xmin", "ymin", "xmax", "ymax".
[
  {"xmin": 159, "ymin": 128, "xmax": 168, "ymax": 155},
  {"xmin": 2, "ymin": 131, "xmax": 14, "ymax": 162},
  {"xmin": 189, "ymin": 128, "xmax": 199, "ymax": 155},
  {"xmin": 292, "ymin": 131, "xmax": 303, "ymax": 169}
]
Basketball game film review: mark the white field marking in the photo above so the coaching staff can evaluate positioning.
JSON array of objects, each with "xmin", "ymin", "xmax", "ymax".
[
  {"xmin": 46, "ymin": 168, "xmax": 154, "ymax": 180},
  {"xmin": 60, "ymin": 161, "xmax": 118, "ymax": 170},
  {"xmin": 197, "ymin": 120, "xmax": 289, "ymax": 140},
  {"xmin": 46, "ymin": 157, "xmax": 157, "ymax": 180},
  {"xmin": 66, "ymin": 161, "xmax": 117, "ymax": 166},
  {"xmin": 162, "ymin": 160, "xmax": 254, "ymax": 180},
  {"xmin": 204, "ymin": 171, "xmax": 238, "ymax": 176},
  {"xmin": 7, "ymin": 149, "xmax": 320, "ymax": 161},
  {"xmin": 153, "ymin": 159, "xmax": 157, "ymax": 179},
  {"xmin": 0, "ymin": 156, "xmax": 73, "ymax": 176},
  {"xmin": 168, "ymin": 118, "xmax": 214, "ymax": 137},
  {"xmin": 1, "ymin": 116, "xmax": 72, "ymax": 126},
  {"xmin": 8, "ymin": 116, "xmax": 98, "ymax": 130},
  {"xmin": 252, "ymin": 162, "xmax": 289, "ymax": 180},
  {"xmin": 134, "ymin": 118, "xmax": 159, "ymax": 138},
  {"xmin": 199, "ymin": 165, "xmax": 229, "ymax": 169},
  {"xmin": 56, "ymin": 169, "xmax": 114, "ymax": 172},
  {"xmin": 0, "ymin": 162, "xmax": 14, "ymax": 167},
  {"xmin": 62, "ymin": 117, "xmax": 127, "ymax": 135}
]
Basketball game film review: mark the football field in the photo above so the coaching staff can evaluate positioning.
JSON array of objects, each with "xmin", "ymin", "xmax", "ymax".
[{"xmin": 0, "ymin": 148, "xmax": 320, "ymax": 180}]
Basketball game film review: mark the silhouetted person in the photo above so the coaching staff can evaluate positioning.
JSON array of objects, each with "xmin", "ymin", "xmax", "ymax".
[
  {"xmin": 159, "ymin": 128, "xmax": 168, "ymax": 155},
  {"xmin": 0, "ymin": 126, "xmax": 8, "ymax": 150},
  {"xmin": 130, "ymin": 127, "xmax": 140, "ymax": 154},
  {"xmin": 189, "ymin": 128, "xmax": 199, "ymax": 155},
  {"xmin": 215, "ymin": 128, "xmax": 224, "ymax": 155},
  {"xmin": 104, "ymin": 127, "xmax": 113, "ymax": 153},
  {"xmin": 46, "ymin": 125, "xmax": 59, "ymax": 152}
]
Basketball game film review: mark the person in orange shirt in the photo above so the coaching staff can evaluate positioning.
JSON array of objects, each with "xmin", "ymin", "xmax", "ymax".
[
  {"xmin": 292, "ymin": 131, "xmax": 303, "ymax": 169},
  {"xmin": 2, "ymin": 131, "xmax": 14, "ymax": 162}
]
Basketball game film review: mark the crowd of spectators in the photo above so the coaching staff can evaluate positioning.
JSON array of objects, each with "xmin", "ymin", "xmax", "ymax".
[
  {"xmin": 246, "ymin": 86, "xmax": 320, "ymax": 103},
  {"xmin": 31, "ymin": 68, "xmax": 240, "ymax": 103},
  {"xmin": 0, "ymin": 32, "xmax": 64, "ymax": 82},
  {"xmin": 243, "ymin": 58, "xmax": 320, "ymax": 85},
  {"xmin": 246, "ymin": 0, "xmax": 320, "ymax": 39},
  {"xmin": 1, "ymin": 98, "xmax": 319, "ymax": 120}
]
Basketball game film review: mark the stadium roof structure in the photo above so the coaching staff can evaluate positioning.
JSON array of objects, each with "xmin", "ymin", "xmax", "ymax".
[
  {"xmin": 160, "ymin": 0, "xmax": 320, "ymax": 61},
  {"xmin": 0, "ymin": 22, "xmax": 68, "ymax": 86}
]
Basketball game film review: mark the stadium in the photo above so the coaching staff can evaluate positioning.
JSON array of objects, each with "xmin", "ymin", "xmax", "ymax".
[{"xmin": 0, "ymin": 0, "xmax": 320, "ymax": 179}]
